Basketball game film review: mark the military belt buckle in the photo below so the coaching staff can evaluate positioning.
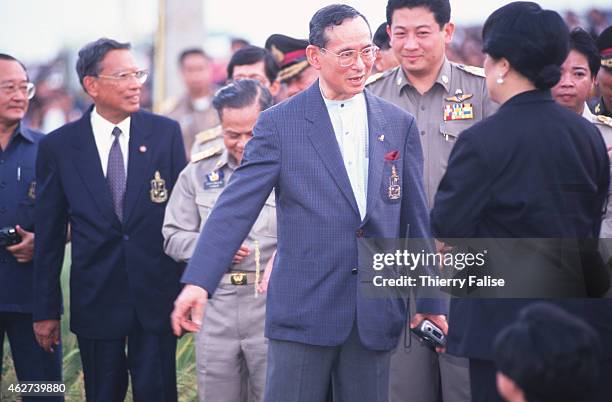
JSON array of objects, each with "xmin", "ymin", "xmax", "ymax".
[{"xmin": 230, "ymin": 273, "xmax": 247, "ymax": 285}]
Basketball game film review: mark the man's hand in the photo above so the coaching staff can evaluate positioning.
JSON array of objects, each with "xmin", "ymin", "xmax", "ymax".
[
  {"xmin": 171, "ymin": 284, "xmax": 208, "ymax": 337},
  {"xmin": 6, "ymin": 225, "xmax": 34, "ymax": 263},
  {"xmin": 33, "ymin": 319, "xmax": 61, "ymax": 353},
  {"xmin": 410, "ymin": 313, "xmax": 448, "ymax": 353},
  {"xmin": 257, "ymin": 250, "xmax": 276, "ymax": 294},
  {"xmin": 232, "ymin": 245, "xmax": 251, "ymax": 264}
]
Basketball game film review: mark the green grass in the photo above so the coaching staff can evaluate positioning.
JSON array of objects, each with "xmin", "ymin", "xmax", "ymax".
[{"xmin": 2, "ymin": 246, "xmax": 198, "ymax": 401}]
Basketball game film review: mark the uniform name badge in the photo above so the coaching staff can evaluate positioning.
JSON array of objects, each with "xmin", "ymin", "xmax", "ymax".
[
  {"xmin": 204, "ymin": 169, "xmax": 225, "ymax": 189},
  {"xmin": 150, "ymin": 171, "xmax": 168, "ymax": 203},
  {"xmin": 388, "ymin": 165, "xmax": 401, "ymax": 200}
]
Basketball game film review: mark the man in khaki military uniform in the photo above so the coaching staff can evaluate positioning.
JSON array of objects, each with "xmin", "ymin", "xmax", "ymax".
[
  {"xmin": 163, "ymin": 48, "xmax": 219, "ymax": 159},
  {"xmin": 367, "ymin": 1, "xmax": 498, "ymax": 401},
  {"xmin": 191, "ymin": 46, "xmax": 279, "ymax": 157},
  {"xmin": 593, "ymin": 26, "xmax": 612, "ymax": 118},
  {"xmin": 373, "ymin": 22, "xmax": 399, "ymax": 74},
  {"xmin": 265, "ymin": 34, "xmax": 319, "ymax": 101},
  {"xmin": 587, "ymin": 110, "xmax": 612, "ymax": 254},
  {"xmin": 163, "ymin": 80, "xmax": 275, "ymax": 402}
]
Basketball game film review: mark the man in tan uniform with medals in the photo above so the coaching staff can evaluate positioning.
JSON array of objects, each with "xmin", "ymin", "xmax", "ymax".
[
  {"xmin": 367, "ymin": 1, "xmax": 498, "ymax": 401},
  {"xmin": 163, "ymin": 79, "xmax": 276, "ymax": 402}
]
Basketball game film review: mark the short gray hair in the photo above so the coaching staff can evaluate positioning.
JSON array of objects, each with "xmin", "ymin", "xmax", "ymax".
[
  {"xmin": 212, "ymin": 79, "xmax": 273, "ymax": 120},
  {"xmin": 76, "ymin": 38, "xmax": 130, "ymax": 89},
  {"xmin": 309, "ymin": 4, "xmax": 370, "ymax": 48}
]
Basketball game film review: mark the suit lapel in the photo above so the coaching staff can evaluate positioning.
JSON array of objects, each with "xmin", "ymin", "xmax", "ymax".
[
  {"xmin": 72, "ymin": 109, "xmax": 121, "ymax": 228},
  {"xmin": 304, "ymin": 83, "xmax": 360, "ymax": 215},
  {"xmin": 363, "ymin": 91, "xmax": 389, "ymax": 225},
  {"xmin": 123, "ymin": 111, "xmax": 152, "ymax": 224}
]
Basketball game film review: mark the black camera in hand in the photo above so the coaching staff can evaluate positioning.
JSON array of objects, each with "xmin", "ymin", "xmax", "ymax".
[
  {"xmin": 0, "ymin": 226, "xmax": 21, "ymax": 247},
  {"xmin": 410, "ymin": 319, "xmax": 446, "ymax": 349}
]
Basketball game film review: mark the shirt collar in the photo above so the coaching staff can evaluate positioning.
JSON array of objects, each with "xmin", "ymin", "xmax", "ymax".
[
  {"xmin": 318, "ymin": 81, "xmax": 365, "ymax": 108},
  {"xmin": 582, "ymin": 102, "xmax": 596, "ymax": 121},
  {"xmin": 597, "ymin": 97, "xmax": 610, "ymax": 115},
  {"xmin": 13, "ymin": 123, "xmax": 35, "ymax": 143},
  {"xmin": 435, "ymin": 58, "xmax": 452, "ymax": 93},
  {"xmin": 91, "ymin": 106, "xmax": 131, "ymax": 139},
  {"xmin": 395, "ymin": 57, "xmax": 452, "ymax": 94},
  {"xmin": 216, "ymin": 148, "xmax": 240, "ymax": 171}
]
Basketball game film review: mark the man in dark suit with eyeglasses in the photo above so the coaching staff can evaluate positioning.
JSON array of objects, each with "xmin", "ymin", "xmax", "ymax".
[{"xmin": 33, "ymin": 38, "xmax": 186, "ymax": 402}]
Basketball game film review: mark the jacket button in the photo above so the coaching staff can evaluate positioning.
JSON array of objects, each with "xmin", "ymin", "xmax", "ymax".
[
  {"xmin": 356, "ymin": 229, "xmax": 365, "ymax": 238},
  {"xmin": 351, "ymin": 268, "xmax": 358, "ymax": 275}
]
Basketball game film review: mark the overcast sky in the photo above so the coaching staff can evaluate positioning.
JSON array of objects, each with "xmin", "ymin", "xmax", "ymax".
[{"xmin": 1, "ymin": 0, "xmax": 610, "ymax": 63}]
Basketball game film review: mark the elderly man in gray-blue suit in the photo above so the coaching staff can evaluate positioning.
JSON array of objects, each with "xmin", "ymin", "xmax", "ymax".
[{"xmin": 172, "ymin": 4, "xmax": 447, "ymax": 402}]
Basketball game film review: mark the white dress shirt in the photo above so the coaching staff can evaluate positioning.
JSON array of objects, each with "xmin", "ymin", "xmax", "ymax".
[
  {"xmin": 90, "ymin": 107, "xmax": 131, "ymax": 177},
  {"xmin": 322, "ymin": 88, "xmax": 369, "ymax": 220}
]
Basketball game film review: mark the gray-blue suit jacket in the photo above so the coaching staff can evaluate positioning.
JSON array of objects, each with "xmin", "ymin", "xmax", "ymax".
[{"xmin": 182, "ymin": 82, "xmax": 445, "ymax": 351}]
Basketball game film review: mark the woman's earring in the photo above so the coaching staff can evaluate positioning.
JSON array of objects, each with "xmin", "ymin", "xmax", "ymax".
[{"xmin": 496, "ymin": 74, "xmax": 504, "ymax": 84}]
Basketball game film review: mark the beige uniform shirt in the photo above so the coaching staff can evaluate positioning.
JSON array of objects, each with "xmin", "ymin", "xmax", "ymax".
[
  {"xmin": 584, "ymin": 105, "xmax": 612, "ymax": 239},
  {"xmin": 163, "ymin": 94, "xmax": 220, "ymax": 158},
  {"xmin": 367, "ymin": 59, "xmax": 498, "ymax": 208},
  {"xmin": 162, "ymin": 148, "xmax": 277, "ymax": 272}
]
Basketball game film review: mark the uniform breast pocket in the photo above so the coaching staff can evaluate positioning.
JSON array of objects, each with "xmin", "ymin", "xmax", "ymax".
[
  {"xmin": 16, "ymin": 167, "xmax": 36, "ymax": 227},
  {"xmin": 438, "ymin": 122, "xmax": 471, "ymax": 172},
  {"xmin": 252, "ymin": 192, "xmax": 277, "ymax": 238},
  {"xmin": 380, "ymin": 160, "xmax": 402, "ymax": 205},
  {"xmin": 194, "ymin": 190, "xmax": 220, "ymax": 229}
]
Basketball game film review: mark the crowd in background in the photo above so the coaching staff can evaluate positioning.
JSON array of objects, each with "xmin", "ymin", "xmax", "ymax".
[
  {"xmin": 20, "ymin": 7, "xmax": 611, "ymax": 133},
  {"xmin": 2, "ymin": 2, "xmax": 612, "ymax": 401}
]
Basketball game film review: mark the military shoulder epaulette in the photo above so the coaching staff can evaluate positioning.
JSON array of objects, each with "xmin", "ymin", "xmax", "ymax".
[
  {"xmin": 366, "ymin": 72, "xmax": 385, "ymax": 86},
  {"xmin": 456, "ymin": 64, "xmax": 486, "ymax": 78},
  {"xmin": 191, "ymin": 145, "xmax": 224, "ymax": 163},
  {"xmin": 366, "ymin": 67, "xmax": 397, "ymax": 86},
  {"xmin": 159, "ymin": 96, "xmax": 179, "ymax": 114},
  {"xmin": 195, "ymin": 125, "xmax": 222, "ymax": 144},
  {"xmin": 595, "ymin": 114, "xmax": 612, "ymax": 128}
]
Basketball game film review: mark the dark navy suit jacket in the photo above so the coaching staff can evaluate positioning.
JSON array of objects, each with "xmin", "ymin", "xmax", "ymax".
[
  {"xmin": 182, "ymin": 82, "xmax": 445, "ymax": 351},
  {"xmin": 33, "ymin": 107, "xmax": 186, "ymax": 338},
  {"xmin": 431, "ymin": 90, "xmax": 612, "ymax": 359}
]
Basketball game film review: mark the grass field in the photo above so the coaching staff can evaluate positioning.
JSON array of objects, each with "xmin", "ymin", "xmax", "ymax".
[{"xmin": 1, "ymin": 246, "xmax": 199, "ymax": 401}]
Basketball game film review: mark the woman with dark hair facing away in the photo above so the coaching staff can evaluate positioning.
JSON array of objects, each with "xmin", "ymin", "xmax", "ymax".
[
  {"xmin": 431, "ymin": 2, "xmax": 612, "ymax": 401},
  {"xmin": 494, "ymin": 303, "xmax": 602, "ymax": 402}
]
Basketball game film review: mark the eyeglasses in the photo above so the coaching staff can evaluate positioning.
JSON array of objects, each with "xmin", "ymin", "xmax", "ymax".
[
  {"xmin": 320, "ymin": 45, "xmax": 379, "ymax": 67},
  {"xmin": 96, "ymin": 69, "xmax": 149, "ymax": 84},
  {"xmin": 0, "ymin": 82, "xmax": 36, "ymax": 99}
]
